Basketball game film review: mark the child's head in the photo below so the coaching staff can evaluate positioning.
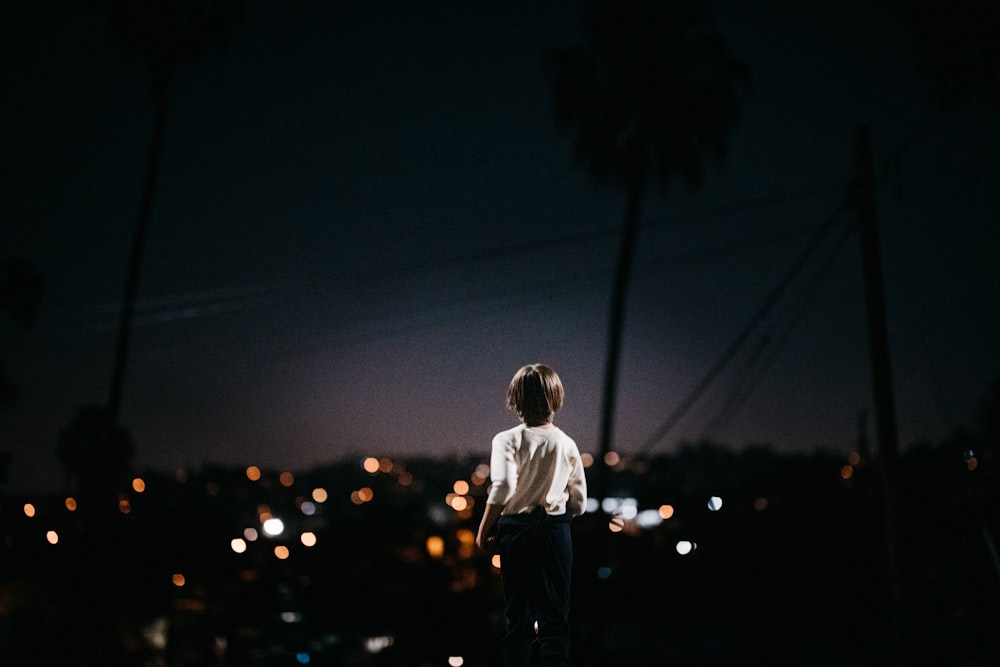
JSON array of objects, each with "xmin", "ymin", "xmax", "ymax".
[{"xmin": 506, "ymin": 363, "xmax": 564, "ymax": 426}]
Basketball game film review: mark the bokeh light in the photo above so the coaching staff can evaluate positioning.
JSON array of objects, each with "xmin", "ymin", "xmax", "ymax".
[
  {"xmin": 426, "ymin": 535, "xmax": 445, "ymax": 559},
  {"xmin": 262, "ymin": 518, "xmax": 285, "ymax": 537}
]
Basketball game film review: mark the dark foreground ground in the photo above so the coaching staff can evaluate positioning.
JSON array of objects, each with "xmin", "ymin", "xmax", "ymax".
[{"xmin": 2, "ymin": 440, "xmax": 997, "ymax": 666}]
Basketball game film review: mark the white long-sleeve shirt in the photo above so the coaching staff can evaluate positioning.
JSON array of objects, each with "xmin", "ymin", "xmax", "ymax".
[{"xmin": 485, "ymin": 423, "xmax": 587, "ymax": 517}]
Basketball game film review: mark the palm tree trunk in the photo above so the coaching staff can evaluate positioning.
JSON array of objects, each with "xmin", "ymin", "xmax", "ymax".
[
  {"xmin": 596, "ymin": 175, "xmax": 645, "ymax": 497},
  {"xmin": 108, "ymin": 66, "xmax": 171, "ymax": 423}
]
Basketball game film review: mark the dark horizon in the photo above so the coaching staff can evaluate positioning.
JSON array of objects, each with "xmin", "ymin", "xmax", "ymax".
[{"xmin": 3, "ymin": 435, "xmax": 996, "ymax": 665}]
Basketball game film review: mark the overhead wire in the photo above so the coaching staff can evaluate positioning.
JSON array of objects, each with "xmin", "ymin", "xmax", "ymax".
[
  {"xmin": 700, "ymin": 215, "xmax": 858, "ymax": 441},
  {"xmin": 629, "ymin": 109, "xmax": 955, "ymax": 458},
  {"xmin": 632, "ymin": 197, "xmax": 853, "ymax": 459}
]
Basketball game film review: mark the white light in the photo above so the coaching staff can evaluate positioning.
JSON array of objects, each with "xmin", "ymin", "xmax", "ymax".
[
  {"xmin": 676, "ymin": 540, "xmax": 694, "ymax": 555},
  {"xmin": 280, "ymin": 611, "xmax": 302, "ymax": 623},
  {"xmin": 262, "ymin": 517, "xmax": 285, "ymax": 536},
  {"xmin": 618, "ymin": 500, "xmax": 638, "ymax": 520},
  {"xmin": 635, "ymin": 509, "xmax": 663, "ymax": 529},
  {"xmin": 707, "ymin": 496, "xmax": 723, "ymax": 511},
  {"xmin": 364, "ymin": 635, "xmax": 394, "ymax": 653},
  {"xmin": 600, "ymin": 496, "xmax": 638, "ymax": 515}
]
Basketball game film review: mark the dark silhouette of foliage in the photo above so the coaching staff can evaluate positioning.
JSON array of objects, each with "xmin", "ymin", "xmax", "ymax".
[
  {"xmin": 903, "ymin": 0, "xmax": 1000, "ymax": 107},
  {"xmin": 101, "ymin": 0, "xmax": 243, "ymax": 89},
  {"xmin": 56, "ymin": 405, "xmax": 135, "ymax": 510},
  {"xmin": 546, "ymin": 0, "xmax": 749, "ymax": 484},
  {"xmin": 547, "ymin": 0, "xmax": 750, "ymax": 193}
]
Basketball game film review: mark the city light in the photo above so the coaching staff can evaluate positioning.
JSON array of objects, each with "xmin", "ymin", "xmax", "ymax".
[
  {"xmin": 472, "ymin": 463, "xmax": 489, "ymax": 485},
  {"xmin": 351, "ymin": 487, "xmax": 374, "ymax": 505},
  {"xmin": 426, "ymin": 535, "xmax": 445, "ymax": 559},
  {"xmin": 263, "ymin": 517, "xmax": 285, "ymax": 537},
  {"xmin": 635, "ymin": 509, "xmax": 663, "ymax": 528},
  {"xmin": 363, "ymin": 635, "xmax": 394, "ymax": 654},
  {"xmin": 676, "ymin": 540, "xmax": 696, "ymax": 555}
]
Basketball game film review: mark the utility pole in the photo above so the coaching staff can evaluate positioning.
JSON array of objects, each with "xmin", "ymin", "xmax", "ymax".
[{"xmin": 852, "ymin": 124, "xmax": 905, "ymax": 665}]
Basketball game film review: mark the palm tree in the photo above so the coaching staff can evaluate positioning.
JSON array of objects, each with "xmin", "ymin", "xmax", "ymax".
[
  {"xmin": 546, "ymin": 0, "xmax": 749, "ymax": 494},
  {"xmin": 57, "ymin": 1, "xmax": 242, "ymax": 501},
  {"xmin": 102, "ymin": 0, "xmax": 243, "ymax": 423}
]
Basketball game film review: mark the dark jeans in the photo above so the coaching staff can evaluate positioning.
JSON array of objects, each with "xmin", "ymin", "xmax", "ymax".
[{"xmin": 496, "ymin": 507, "xmax": 573, "ymax": 667}]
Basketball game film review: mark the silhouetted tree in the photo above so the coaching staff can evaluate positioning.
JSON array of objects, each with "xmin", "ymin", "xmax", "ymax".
[
  {"xmin": 56, "ymin": 405, "xmax": 135, "ymax": 520},
  {"xmin": 546, "ymin": 0, "xmax": 749, "ymax": 491},
  {"xmin": 903, "ymin": 0, "xmax": 1000, "ymax": 108},
  {"xmin": 96, "ymin": 0, "xmax": 243, "ymax": 422}
]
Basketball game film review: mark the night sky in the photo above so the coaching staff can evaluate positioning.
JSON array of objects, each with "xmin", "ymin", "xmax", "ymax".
[{"xmin": 3, "ymin": 0, "xmax": 999, "ymax": 494}]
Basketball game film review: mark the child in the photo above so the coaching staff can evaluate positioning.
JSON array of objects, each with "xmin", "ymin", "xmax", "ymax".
[{"xmin": 476, "ymin": 363, "xmax": 588, "ymax": 667}]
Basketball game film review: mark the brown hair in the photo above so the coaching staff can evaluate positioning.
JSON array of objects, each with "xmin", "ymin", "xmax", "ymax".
[{"xmin": 506, "ymin": 363, "xmax": 565, "ymax": 426}]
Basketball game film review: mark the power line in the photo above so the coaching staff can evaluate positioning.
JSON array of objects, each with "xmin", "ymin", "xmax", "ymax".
[
  {"xmin": 700, "ymin": 217, "xmax": 857, "ymax": 441},
  {"xmin": 629, "ymin": 117, "xmax": 951, "ymax": 456},
  {"xmin": 633, "ymin": 197, "xmax": 852, "ymax": 458}
]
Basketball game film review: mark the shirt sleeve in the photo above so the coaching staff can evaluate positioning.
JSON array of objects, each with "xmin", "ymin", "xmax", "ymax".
[
  {"xmin": 485, "ymin": 429, "xmax": 518, "ymax": 506},
  {"xmin": 565, "ymin": 446, "xmax": 588, "ymax": 517}
]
